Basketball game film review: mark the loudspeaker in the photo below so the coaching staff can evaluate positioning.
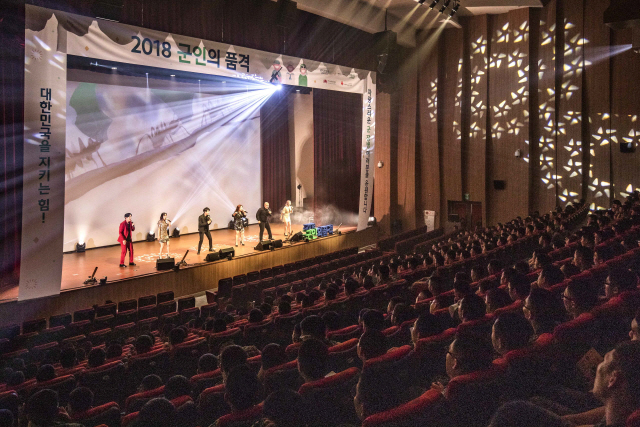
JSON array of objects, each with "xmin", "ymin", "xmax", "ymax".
[
  {"xmin": 206, "ymin": 252, "xmax": 221, "ymax": 262},
  {"xmin": 373, "ymin": 30, "xmax": 398, "ymax": 92},
  {"xmin": 255, "ymin": 240, "xmax": 272, "ymax": 251},
  {"xmin": 272, "ymin": 239, "xmax": 283, "ymax": 249},
  {"xmin": 219, "ymin": 247, "xmax": 235, "ymax": 258},
  {"xmin": 290, "ymin": 232, "xmax": 305, "ymax": 243},
  {"xmin": 156, "ymin": 258, "xmax": 175, "ymax": 271},
  {"xmin": 493, "ymin": 180, "xmax": 506, "ymax": 190}
]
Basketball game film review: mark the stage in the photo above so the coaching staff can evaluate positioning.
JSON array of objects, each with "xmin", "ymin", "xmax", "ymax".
[{"xmin": 0, "ymin": 225, "xmax": 376, "ymax": 326}]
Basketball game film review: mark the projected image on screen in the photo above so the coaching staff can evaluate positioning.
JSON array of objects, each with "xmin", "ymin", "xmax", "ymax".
[{"xmin": 63, "ymin": 62, "xmax": 270, "ymax": 252}]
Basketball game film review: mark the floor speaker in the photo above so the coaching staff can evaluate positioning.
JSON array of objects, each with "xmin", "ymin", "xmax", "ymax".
[
  {"xmin": 290, "ymin": 232, "xmax": 304, "ymax": 243},
  {"xmin": 219, "ymin": 247, "xmax": 235, "ymax": 258},
  {"xmin": 272, "ymin": 239, "xmax": 283, "ymax": 248},
  {"xmin": 206, "ymin": 252, "xmax": 221, "ymax": 262},
  {"xmin": 156, "ymin": 258, "xmax": 175, "ymax": 271},
  {"xmin": 255, "ymin": 240, "xmax": 272, "ymax": 251}
]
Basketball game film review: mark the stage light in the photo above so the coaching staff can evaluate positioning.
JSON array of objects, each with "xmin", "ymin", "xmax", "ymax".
[
  {"xmin": 146, "ymin": 232, "xmax": 155, "ymax": 242},
  {"xmin": 276, "ymin": 84, "xmax": 282, "ymax": 91},
  {"xmin": 99, "ymin": 277, "xmax": 107, "ymax": 285},
  {"xmin": 418, "ymin": 0, "xmax": 427, "ymax": 4},
  {"xmin": 449, "ymin": 1, "xmax": 460, "ymax": 16},
  {"xmin": 172, "ymin": 228, "xmax": 180, "ymax": 238},
  {"xmin": 440, "ymin": 0, "xmax": 451, "ymax": 13},
  {"xmin": 76, "ymin": 243, "xmax": 86, "ymax": 253},
  {"xmin": 111, "ymin": 67, "xmax": 117, "ymax": 70},
  {"xmin": 368, "ymin": 216, "xmax": 377, "ymax": 227},
  {"xmin": 429, "ymin": 0, "xmax": 439, "ymax": 9},
  {"xmin": 170, "ymin": 74, "xmax": 175, "ymax": 77}
]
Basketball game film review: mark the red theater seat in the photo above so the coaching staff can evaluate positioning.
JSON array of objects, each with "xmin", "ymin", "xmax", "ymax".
[
  {"xmin": 361, "ymin": 388, "xmax": 446, "ymax": 427},
  {"xmin": 70, "ymin": 401, "xmax": 121, "ymax": 427},
  {"xmin": 298, "ymin": 367, "xmax": 360, "ymax": 426},
  {"xmin": 197, "ymin": 384, "xmax": 229, "ymax": 425},
  {"xmin": 79, "ymin": 360, "xmax": 126, "ymax": 406},
  {"xmin": 214, "ymin": 403, "xmax": 263, "ymax": 427},
  {"xmin": 207, "ymin": 328, "xmax": 242, "ymax": 354},
  {"xmin": 124, "ymin": 385, "xmax": 165, "ymax": 414}
]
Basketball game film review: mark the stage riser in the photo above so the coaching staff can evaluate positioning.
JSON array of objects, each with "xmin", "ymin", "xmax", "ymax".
[{"xmin": 0, "ymin": 228, "xmax": 377, "ymax": 327}]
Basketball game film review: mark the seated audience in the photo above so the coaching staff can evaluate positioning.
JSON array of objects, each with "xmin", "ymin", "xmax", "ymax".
[
  {"xmin": 168, "ymin": 327, "xmax": 186, "ymax": 350},
  {"xmin": 362, "ymin": 309, "xmax": 385, "ymax": 332},
  {"xmin": 357, "ymin": 330, "xmax": 388, "ymax": 362},
  {"xmin": 254, "ymin": 389, "xmax": 305, "ymax": 427},
  {"xmin": 25, "ymin": 389, "xmax": 84, "ymax": 427},
  {"xmin": 165, "ymin": 375, "xmax": 191, "ymax": 400},
  {"xmin": 0, "ymin": 410, "xmax": 13, "ymax": 427},
  {"xmin": 524, "ymin": 288, "xmax": 565, "ymax": 336},
  {"xmin": 59, "ymin": 347, "xmax": 78, "ymax": 370},
  {"xmin": 536, "ymin": 265, "xmax": 564, "ymax": 289},
  {"xmin": 67, "ymin": 387, "xmax": 93, "ymax": 417},
  {"xmin": 258, "ymin": 344, "xmax": 287, "ymax": 381},
  {"xmin": 354, "ymin": 365, "xmax": 402, "ymax": 421},
  {"xmin": 138, "ymin": 374, "xmax": 163, "ymax": 393},
  {"xmin": 563, "ymin": 279, "xmax": 599, "ymax": 319},
  {"xmin": 411, "ymin": 312, "xmax": 446, "ymax": 344},
  {"xmin": 573, "ymin": 246, "xmax": 594, "ymax": 271},
  {"xmin": 105, "ymin": 342, "xmax": 123, "ymax": 360},
  {"xmin": 297, "ymin": 338, "xmax": 329, "ymax": 383},
  {"xmin": 86, "ymin": 348, "xmax": 106, "ymax": 369},
  {"xmin": 134, "ymin": 334, "xmax": 154, "ymax": 355},
  {"xmin": 507, "ymin": 273, "xmax": 531, "ymax": 302},
  {"xmin": 220, "ymin": 365, "xmax": 263, "ymax": 419},
  {"xmin": 605, "ymin": 268, "xmax": 638, "ymax": 298},
  {"xmin": 137, "ymin": 397, "xmax": 177, "ymax": 427},
  {"xmin": 458, "ymin": 293, "xmax": 487, "ymax": 323},
  {"xmin": 219, "ymin": 345, "xmax": 248, "ymax": 383},
  {"xmin": 248, "ymin": 309, "xmax": 264, "ymax": 324},
  {"xmin": 485, "ymin": 288, "xmax": 513, "ymax": 314},
  {"xmin": 35, "ymin": 364, "xmax": 56, "ymax": 383},
  {"xmin": 492, "ymin": 313, "xmax": 534, "ymax": 356},
  {"xmin": 198, "ymin": 353, "xmax": 218, "ymax": 374}
]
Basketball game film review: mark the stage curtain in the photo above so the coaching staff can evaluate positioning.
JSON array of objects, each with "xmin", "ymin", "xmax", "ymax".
[
  {"xmin": 260, "ymin": 91, "xmax": 291, "ymax": 221},
  {"xmin": 0, "ymin": 2, "xmax": 25, "ymax": 286},
  {"xmin": 313, "ymin": 89, "xmax": 362, "ymax": 224}
]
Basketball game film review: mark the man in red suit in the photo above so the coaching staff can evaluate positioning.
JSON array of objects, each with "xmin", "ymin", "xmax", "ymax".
[{"xmin": 118, "ymin": 213, "xmax": 136, "ymax": 267}]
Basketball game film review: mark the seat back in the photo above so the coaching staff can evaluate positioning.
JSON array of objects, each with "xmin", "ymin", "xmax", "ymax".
[
  {"xmin": 96, "ymin": 303, "xmax": 117, "ymax": 318},
  {"xmin": 157, "ymin": 290, "xmax": 175, "ymax": 304},
  {"xmin": 29, "ymin": 375, "xmax": 76, "ymax": 406},
  {"xmin": 126, "ymin": 350, "xmax": 170, "ymax": 391},
  {"xmin": 243, "ymin": 319, "xmax": 274, "ymax": 350},
  {"xmin": 73, "ymin": 308, "xmax": 96, "ymax": 323},
  {"xmin": 197, "ymin": 384, "xmax": 229, "ymax": 425},
  {"xmin": 445, "ymin": 366, "xmax": 506, "ymax": 427},
  {"xmin": 23, "ymin": 318, "xmax": 46, "ymax": 334},
  {"xmin": 177, "ymin": 296, "xmax": 196, "ymax": 312},
  {"xmin": 118, "ymin": 299, "xmax": 137, "ymax": 312},
  {"xmin": 298, "ymin": 367, "xmax": 360, "ymax": 425},
  {"xmin": 70, "ymin": 402, "xmax": 121, "ymax": 427},
  {"xmin": 80, "ymin": 361, "xmax": 126, "ymax": 405},
  {"xmin": 157, "ymin": 300, "xmax": 177, "ymax": 318},
  {"xmin": 138, "ymin": 294, "xmax": 157, "ymax": 308},
  {"xmin": 208, "ymin": 328, "xmax": 242, "ymax": 354},
  {"xmin": 49, "ymin": 313, "xmax": 72, "ymax": 329},
  {"xmin": 124, "ymin": 386, "xmax": 165, "ymax": 413},
  {"xmin": 361, "ymin": 389, "xmax": 446, "ymax": 427},
  {"xmin": 218, "ymin": 278, "xmax": 233, "ymax": 299},
  {"xmin": 262, "ymin": 360, "xmax": 303, "ymax": 395},
  {"xmin": 215, "ymin": 403, "xmax": 263, "ymax": 427},
  {"xmin": 171, "ymin": 337, "xmax": 208, "ymax": 378}
]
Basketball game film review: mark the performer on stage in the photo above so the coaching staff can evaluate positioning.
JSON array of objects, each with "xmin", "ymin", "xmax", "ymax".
[
  {"xmin": 256, "ymin": 202, "xmax": 273, "ymax": 242},
  {"xmin": 198, "ymin": 207, "xmax": 213, "ymax": 255},
  {"xmin": 281, "ymin": 200, "xmax": 293, "ymax": 237},
  {"xmin": 118, "ymin": 213, "xmax": 136, "ymax": 267},
  {"xmin": 157, "ymin": 212, "xmax": 172, "ymax": 258},
  {"xmin": 232, "ymin": 205, "xmax": 247, "ymax": 247}
]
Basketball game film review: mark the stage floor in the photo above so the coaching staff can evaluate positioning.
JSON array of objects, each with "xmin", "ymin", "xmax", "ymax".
[{"xmin": 0, "ymin": 224, "xmax": 356, "ymax": 302}]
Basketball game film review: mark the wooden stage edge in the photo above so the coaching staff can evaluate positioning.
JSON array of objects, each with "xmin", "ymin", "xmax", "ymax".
[{"xmin": 0, "ymin": 227, "xmax": 379, "ymax": 327}]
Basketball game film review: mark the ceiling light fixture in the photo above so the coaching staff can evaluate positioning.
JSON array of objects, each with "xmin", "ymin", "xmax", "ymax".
[
  {"xmin": 418, "ymin": 0, "xmax": 427, "ymax": 4},
  {"xmin": 449, "ymin": 1, "xmax": 460, "ymax": 17},
  {"xmin": 429, "ymin": 0, "xmax": 440, "ymax": 9},
  {"xmin": 440, "ymin": 0, "xmax": 451, "ymax": 13}
]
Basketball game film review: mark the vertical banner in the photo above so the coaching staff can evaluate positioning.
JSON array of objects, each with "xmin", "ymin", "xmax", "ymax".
[
  {"xmin": 20, "ymin": 12, "xmax": 66, "ymax": 300},
  {"xmin": 357, "ymin": 75, "xmax": 376, "ymax": 231}
]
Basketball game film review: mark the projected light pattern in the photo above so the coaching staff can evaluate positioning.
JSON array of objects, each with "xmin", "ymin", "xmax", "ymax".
[
  {"xmin": 469, "ymin": 36, "xmax": 487, "ymax": 140},
  {"xmin": 454, "ymin": 58, "xmax": 463, "ymax": 141},
  {"xmin": 427, "ymin": 78, "xmax": 438, "ymax": 123},
  {"xmin": 537, "ymin": 19, "xmax": 557, "ymax": 191}
]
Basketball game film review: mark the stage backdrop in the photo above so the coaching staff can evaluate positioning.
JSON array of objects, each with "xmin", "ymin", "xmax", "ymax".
[{"xmin": 21, "ymin": 5, "xmax": 376, "ymax": 300}]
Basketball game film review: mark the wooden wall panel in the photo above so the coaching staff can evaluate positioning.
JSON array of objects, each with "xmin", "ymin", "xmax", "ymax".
[
  {"xmin": 439, "ymin": 28, "xmax": 464, "ymax": 220},
  {"xmin": 555, "ymin": 0, "xmax": 584, "ymax": 205},
  {"xmin": 611, "ymin": 28, "xmax": 640, "ymax": 199},
  {"xmin": 397, "ymin": 57, "xmax": 418, "ymax": 230},
  {"xmin": 583, "ymin": 0, "xmax": 612, "ymax": 209},
  {"xmin": 374, "ymin": 92, "xmax": 392, "ymax": 236},
  {"xmin": 465, "ymin": 15, "xmax": 489, "ymax": 226},
  {"xmin": 487, "ymin": 9, "xmax": 531, "ymax": 224},
  {"xmin": 418, "ymin": 36, "xmax": 441, "ymax": 228}
]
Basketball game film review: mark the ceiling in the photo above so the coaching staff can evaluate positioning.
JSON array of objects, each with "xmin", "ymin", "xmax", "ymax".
[{"xmin": 289, "ymin": 0, "xmax": 543, "ymax": 45}]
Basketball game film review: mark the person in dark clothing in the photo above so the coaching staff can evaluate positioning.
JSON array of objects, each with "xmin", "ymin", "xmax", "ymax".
[
  {"xmin": 197, "ymin": 207, "xmax": 213, "ymax": 255},
  {"xmin": 256, "ymin": 202, "xmax": 273, "ymax": 241}
]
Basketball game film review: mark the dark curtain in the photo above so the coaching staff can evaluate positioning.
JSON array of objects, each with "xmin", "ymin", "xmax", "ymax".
[
  {"xmin": 313, "ymin": 89, "xmax": 362, "ymax": 225},
  {"xmin": 0, "ymin": 2, "xmax": 25, "ymax": 286},
  {"xmin": 260, "ymin": 91, "xmax": 291, "ymax": 222}
]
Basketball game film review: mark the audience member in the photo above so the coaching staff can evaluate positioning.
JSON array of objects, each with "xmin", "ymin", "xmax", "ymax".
[
  {"xmin": 485, "ymin": 288, "xmax": 513, "ymax": 314},
  {"xmin": 537, "ymin": 265, "xmax": 564, "ymax": 289},
  {"xmin": 86, "ymin": 348, "xmax": 106, "ymax": 369},
  {"xmin": 137, "ymin": 397, "xmax": 177, "ymax": 427},
  {"xmin": 357, "ymin": 330, "xmax": 388, "ymax": 362},
  {"xmin": 138, "ymin": 374, "xmax": 163, "ymax": 392},
  {"xmin": 198, "ymin": 353, "xmax": 218, "ymax": 374},
  {"xmin": 605, "ymin": 268, "xmax": 638, "ymax": 298},
  {"xmin": 411, "ymin": 312, "xmax": 446, "ymax": 344},
  {"xmin": 459, "ymin": 293, "xmax": 487, "ymax": 323},
  {"xmin": 134, "ymin": 334, "xmax": 154, "ymax": 355},
  {"xmin": 35, "ymin": 364, "xmax": 55, "ymax": 383},
  {"xmin": 563, "ymin": 279, "xmax": 599, "ymax": 319},
  {"xmin": 255, "ymin": 389, "xmax": 305, "ymax": 427},
  {"xmin": 223, "ymin": 365, "xmax": 263, "ymax": 415},
  {"xmin": 67, "ymin": 387, "xmax": 93, "ymax": 416},
  {"xmin": 219, "ymin": 345, "xmax": 248, "ymax": 383},
  {"xmin": 0, "ymin": 410, "xmax": 13, "ymax": 427},
  {"xmin": 297, "ymin": 338, "xmax": 329, "ymax": 383},
  {"xmin": 248, "ymin": 309, "xmax": 264, "ymax": 324},
  {"xmin": 524, "ymin": 288, "xmax": 565, "ymax": 336},
  {"xmin": 354, "ymin": 366, "xmax": 402, "ymax": 421},
  {"xmin": 362, "ymin": 309, "xmax": 385, "ymax": 332},
  {"xmin": 492, "ymin": 313, "xmax": 534, "ymax": 356},
  {"xmin": 25, "ymin": 389, "xmax": 84, "ymax": 427}
]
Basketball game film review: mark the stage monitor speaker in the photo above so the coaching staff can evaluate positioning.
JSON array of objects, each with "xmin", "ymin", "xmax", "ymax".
[
  {"xmin": 493, "ymin": 180, "xmax": 506, "ymax": 190},
  {"xmin": 206, "ymin": 252, "xmax": 221, "ymax": 262},
  {"xmin": 255, "ymin": 240, "xmax": 272, "ymax": 251},
  {"xmin": 272, "ymin": 239, "xmax": 283, "ymax": 249},
  {"xmin": 290, "ymin": 232, "xmax": 305, "ymax": 243},
  {"xmin": 219, "ymin": 247, "xmax": 235, "ymax": 258},
  {"xmin": 156, "ymin": 258, "xmax": 175, "ymax": 271}
]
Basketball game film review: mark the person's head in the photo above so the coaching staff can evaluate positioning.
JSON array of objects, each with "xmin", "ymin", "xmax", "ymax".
[
  {"xmin": 379, "ymin": 265, "xmax": 390, "ymax": 280},
  {"xmin": 106, "ymin": 342, "xmax": 122, "ymax": 360},
  {"xmin": 563, "ymin": 279, "xmax": 598, "ymax": 318},
  {"xmin": 297, "ymin": 338, "xmax": 328, "ymax": 382},
  {"xmin": 492, "ymin": 313, "xmax": 534, "ymax": 355},
  {"xmin": 322, "ymin": 311, "xmax": 340, "ymax": 332},
  {"xmin": 357, "ymin": 330, "xmax": 388, "ymax": 361},
  {"xmin": 354, "ymin": 366, "xmax": 402, "ymax": 420},
  {"xmin": 235, "ymin": 204, "xmax": 242, "ymax": 213},
  {"xmin": 264, "ymin": 202, "xmax": 270, "ymax": 209},
  {"xmin": 387, "ymin": 296, "xmax": 404, "ymax": 316},
  {"xmin": 137, "ymin": 398, "xmax": 177, "ymax": 427},
  {"xmin": 606, "ymin": 268, "xmax": 638, "ymax": 298},
  {"xmin": 159, "ymin": 212, "xmax": 167, "ymax": 221},
  {"xmin": 446, "ymin": 332, "xmax": 494, "ymax": 378},
  {"xmin": 524, "ymin": 288, "xmax": 565, "ymax": 335},
  {"xmin": 325, "ymin": 286, "xmax": 338, "ymax": 301},
  {"xmin": 454, "ymin": 281, "xmax": 472, "ymax": 301},
  {"xmin": 25, "ymin": 389, "xmax": 60, "ymax": 426},
  {"xmin": 68, "ymin": 387, "xmax": 93, "ymax": 415},
  {"xmin": 0, "ymin": 409, "xmax": 13, "ymax": 427},
  {"xmin": 248, "ymin": 309, "xmax": 264, "ymax": 324},
  {"xmin": 300, "ymin": 315, "xmax": 326, "ymax": 340},
  {"xmin": 198, "ymin": 353, "xmax": 218, "ymax": 374},
  {"xmin": 363, "ymin": 274, "xmax": 375, "ymax": 290},
  {"xmin": 169, "ymin": 327, "xmax": 186, "ymax": 347},
  {"xmin": 262, "ymin": 389, "xmax": 305, "ymax": 427},
  {"xmin": 135, "ymin": 334, "xmax": 154, "ymax": 355},
  {"xmin": 507, "ymin": 274, "xmax": 531, "ymax": 301},
  {"xmin": 220, "ymin": 345, "xmax": 248, "ymax": 382},
  {"xmin": 362, "ymin": 309, "xmax": 385, "ymax": 332},
  {"xmin": 124, "ymin": 213, "xmax": 132, "ymax": 222},
  {"xmin": 537, "ymin": 265, "xmax": 564, "ymax": 289},
  {"xmin": 488, "ymin": 259, "xmax": 503, "ymax": 276},
  {"xmin": 561, "ymin": 262, "xmax": 581, "ymax": 279},
  {"xmin": 139, "ymin": 374, "xmax": 163, "ymax": 392},
  {"xmin": 592, "ymin": 341, "xmax": 640, "ymax": 409},
  {"xmin": 277, "ymin": 300, "xmax": 291, "ymax": 315},
  {"xmin": 630, "ymin": 310, "xmax": 640, "ymax": 342},
  {"xmin": 87, "ymin": 348, "xmax": 106, "ymax": 368},
  {"xmin": 260, "ymin": 344, "xmax": 287, "ymax": 371},
  {"xmin": 391, "ymin": 303, "xmax": 415, "ymax": 326},
  {"xmin": 165, "ymin": 375, "xmax": 191, "ymax": 400},
  {"xmin": 224, "ymin": 365, "xmax": 263, "ymax": 412},
  {"xmin": 428, "ymin": 275, "xmax": 448, "ymax": 296},
  {"xmin": 6, "ymin": 371, "xmax": 24, "ymax": 387},
  {"xmin": 213, "ymin": 318, "xmax": 227, "ymax": 333},
  {"xmin": 59, "ymin": 347, "xmax": 77, "ymax": 369},
  {"xmin": 344, "ymin": 277, "xmax": 359, "ymax": 296},
  {"xmin": 35, "ymin": 364, "xmax": 55, "ymax": 383},
  {"xmin": 411, "ymin": 312, "xmax": 445, "ymax": 344},
  {"xmin": 471, "ymin": 265, "xmax": 485, "ymax": 282},
  {"xmin": 459, "ymin": 293, "xmax": 487, "ymax": 322},
  {"xmin": 573, "ymin": 246, "xmax": 594, "ymax": 271},
  {"xmin": 259, "ymin": 303, "xmax": 272, "ymax": 316},
  {"xmin": 203, "ymin": 207, "xmax": 210, "ymax": 214}
]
